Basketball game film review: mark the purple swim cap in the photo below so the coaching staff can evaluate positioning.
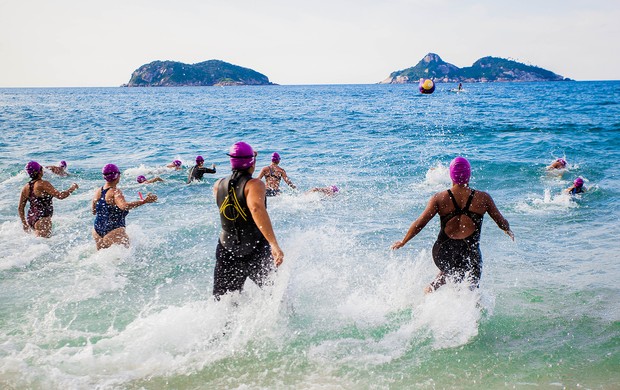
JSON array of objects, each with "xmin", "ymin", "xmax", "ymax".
[
  {"xmin": 102, "ymin": 164, "xmax": 120, "ymax": 182},
  {"xmin": 557, "ymin": 158, "xmax": 566, "ymax": 167},
  {"xmin": 196, "ymin": 155, "xmax": 204, "ymax": 163},
  {"xmin": 574, "ymin": 177, "xmax": 584, "ymax": 188},
  {"xmin": 136, "ymin": 175, "xmax": 147, "ymax": 183},
  {"xmin": 330, "ymin": 185, "xmax": 339, "ymax": 193},
  {"xmin": 271, "ymin": 152, "xmax": 281, "ymax": 163},
  {"xmin": 449, "ymin": 157, "xmax": 471, "ymax": 185},
  {"xmin": 227, "ymin": 142, "xmax": 256, "ymax": 170},
  {"xmin": 173, "ymin": 159, "xmax": 182, "ymax": 167},
  {"xmin": 60, "ymin": 160, "xmax": 67, "ymax": 168},
  {"xmin": 25, "ymin": 161, "xmax": 43, "ymax": 178}
]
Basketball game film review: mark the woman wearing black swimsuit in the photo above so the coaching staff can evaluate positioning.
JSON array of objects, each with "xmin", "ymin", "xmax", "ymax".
[{"xmin": 391, "ymin": 157, "xmax": 514, "ymax": 293}]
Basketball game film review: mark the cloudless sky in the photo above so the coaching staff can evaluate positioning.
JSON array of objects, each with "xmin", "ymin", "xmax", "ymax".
[{"xmin": 0, "ymin": 0, "xmax": 618, "ymax": 87}]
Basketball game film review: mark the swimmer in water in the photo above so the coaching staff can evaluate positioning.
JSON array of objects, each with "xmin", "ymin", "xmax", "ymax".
[
  {"xmin": 547, "ymin": 158, "xmax": 567, "ymax": 171},
  {"xmin": 565, "ymin": 177, "xmax": 586, "ymax": 195},
  {"xmin": 92, "ymin": 164, "xmax": 157, "ymax": 250},
  {"xmin": 18, "ymin": 161, "xmax": 78, "ymax": 237},
  {"xmin": 212, "ymin": 142, "xmax": 284, "ymax": 299},
  {"xmin": 187, "ymin": 155, "xmax": 216, "ymax": 183},
  {"xmin": 136, "ymin": 175, "xmax": 164, "ymax": 184},
  {"xmin": 391, "ymin": 157, "xmax": 514, "ymax": 293},
  {"xmin": 167, "ymin": 160, "xmax": 183, "ymax": 170},
  {"xmin": 307, "ymin": 185, "xmax": 339, "ymax": 196},
  {"xmin": 46, "ymin": 160, "xmax": 69, "ymax": 176},
  {"xmin": 257, "ymin": 152, "xmax": 296, "ymax": 196}
]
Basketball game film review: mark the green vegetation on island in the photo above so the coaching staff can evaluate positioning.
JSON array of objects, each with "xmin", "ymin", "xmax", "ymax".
[
  {"xmin": 381, "ymin": 53, "xmax": 572, "ymax": 84},
  {"xmin": 123, "ymin": 60, "xmax": 274, "ymax": 87}
]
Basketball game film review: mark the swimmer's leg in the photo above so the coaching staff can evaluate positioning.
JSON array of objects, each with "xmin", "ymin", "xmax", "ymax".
[
  {"xmin": 213, "ymin": 242, "xmax": 248, "ymax": 299},
  {"xmin": 97, "ymin": 227, "xmax": 130, "ymax": 250},
  {"xmin": 247, "ymin": 242, "xmax": 275, "ymax": 289},
  {"xmin": 33, "ymin": 216, "xmax": 52, "ymax": 238},
  {"xmin": 425, "ymin": 272, "xmax": 447, "ymax": 294}
]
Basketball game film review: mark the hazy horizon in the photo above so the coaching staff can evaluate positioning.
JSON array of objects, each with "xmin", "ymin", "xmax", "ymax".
[{"xmin": 1, "ymin": 0, "xmax": 618, "ymax": 87}]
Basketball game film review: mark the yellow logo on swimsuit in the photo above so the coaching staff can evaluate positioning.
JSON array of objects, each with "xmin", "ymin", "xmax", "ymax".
[{"xmin": 219, "ymin": 187, "xmax": 248, "ymax": 222}]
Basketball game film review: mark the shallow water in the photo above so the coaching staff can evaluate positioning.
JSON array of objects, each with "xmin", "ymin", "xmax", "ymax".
[{"xmin": 0, "ymin": 82, "xmax": 619, "ymax": 389}]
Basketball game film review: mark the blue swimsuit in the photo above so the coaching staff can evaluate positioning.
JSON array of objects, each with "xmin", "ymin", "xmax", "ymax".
[{"xmin": 94, "ymin": 187, "xmax": 128, "ymax": 237}]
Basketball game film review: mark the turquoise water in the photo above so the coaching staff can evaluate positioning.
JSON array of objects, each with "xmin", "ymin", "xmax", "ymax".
[{"xmin": 0, "ymin": 82, "xmax": 618, "ymax": 389}]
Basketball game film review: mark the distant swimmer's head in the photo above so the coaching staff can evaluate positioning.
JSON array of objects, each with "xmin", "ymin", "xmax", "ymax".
[
  {"xmin": 60, "ymin": 160, "xmax": 67, "ymax": 168},
  {"xmin": 102, "ymin": 164, "xmax": 121, "ymax": 182},
  {"xmin": 574, "ymin": 177, "xmax": 584, "ymax": 188},
  {"xmin": 449, "ymin": 157, "xmax": 471, "ymax": 185},
  {"xmin": 136, "ymin": 175, "xmax": 147, "ymax": 183},
  {"xmin": 173, "ymin": 160, "xmax": 182, "ymax": 167},
  {"xmin": 227, "ymin": 142, "xmax": 256, "ymax": 171},
  {"xmin": 25, "ymin": 161, "xmax": 43, "ymax": 178},
  {"xmin": 330, "ymin": 185, "xmax": 339, "ymax": 193},
  {"xmin": 556, "ymin": 158, "xmax": 567, "ymax": 168},
  {"xmin": 271, "ymin": 152, "xmax": 281, "ymax": 163},
  {"xmin": 195, "ymin": 156, "xmax": 204, "ymax": 164}
]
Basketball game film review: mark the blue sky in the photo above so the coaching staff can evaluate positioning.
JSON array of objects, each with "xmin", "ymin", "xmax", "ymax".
[{"xmin": 0, "ymin": 0, "xmax": 618, "ymax": 86}]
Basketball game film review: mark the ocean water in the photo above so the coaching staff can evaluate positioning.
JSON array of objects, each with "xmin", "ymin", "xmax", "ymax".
[{"xmin": 0, "ymin": 82, "xmax": 618, "ymax": 389}]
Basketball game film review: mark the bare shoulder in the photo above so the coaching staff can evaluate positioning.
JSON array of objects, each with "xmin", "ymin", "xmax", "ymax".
[
  {"xmin": 474, "ymin": 190, "xmax": 493, "ymax": 202},
  {"xmin": 247, "ymin": 177, "xmax": 266, "ymax": 190},
  {"xmin": 20, "ymin": 183, "xmax": 30, "ymax": 197},
  {"xmin": 433, "ymin": 190, "xmax": 449, "ymax": 201},
  {"xmin": 39, "ymin": 179, "xmax": 56, "ymax": 192}
]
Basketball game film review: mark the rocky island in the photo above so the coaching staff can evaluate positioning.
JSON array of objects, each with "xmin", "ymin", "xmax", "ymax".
[
  {"xmin": 381, "ymin": 53, "xmax": 572, "ymax": 84},
  {"xmin": 123, "ymin": 60, "xmax": 274, "ymax": 87}
]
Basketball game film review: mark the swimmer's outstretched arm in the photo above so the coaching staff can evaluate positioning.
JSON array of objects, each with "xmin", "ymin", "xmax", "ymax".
[
  {"xmin": 41, "ymin": 180, "xmax": 78, "ymax": 200},
  {"xmin": 391, "ymin": 195, "xmax": 439, "ymax": 250},
  {"xmin": 113, "ymin": 188, "xmax": 157, "ymax": 210},
  {"xmin": 484, "ymin": 193, "xmax": 514, "ymax": 241}
]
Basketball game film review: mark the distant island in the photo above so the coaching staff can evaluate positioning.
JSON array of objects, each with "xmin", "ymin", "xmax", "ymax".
[
  {"xmin": 123, "ymin": 60, "xmax": 274, "ymax": 87},
  {"xmin": 380, "ymin": 53, "xmax": 572, "ymax": 84}
]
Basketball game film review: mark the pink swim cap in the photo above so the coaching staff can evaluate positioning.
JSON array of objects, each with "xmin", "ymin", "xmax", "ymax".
[
  {"xmin": 173, "ymin": 160, "xmax": 182, "ymax": 167},
  {"xmin": 227, "ymin": 142, "xmax": 256, "ymax": 170},
  {"xmin": 449, "ymin": 157, "xmax": 471, "ymax": 185},
  {"xmin": 574, "ymin": 177, "xmax": 584, "ymax": 188},
  {"xmin": 25, "ymin": 161, "xmax": 43, "ymax": 178},
  {"xmin": 557, "ymin": 158, "xmax": 567, "ymax": 167},
  {"xmin": 196, "ymin": 155, "xmax": 204, "ymax": 163},
  {"xmin": 102, "ymin": 164, "xmax": 120, "ymax": 182},
  {"xmin": 136, "ymin": 175, "xmax": 147, "ymax": 183},
  {"xmin": 271, "ymin": 152, "xmax": 281, "ymax": 163},
  {"xmin": 60, "ymin": 160, "xmax": 67, "ymax": 168},
  {"xmin": 330, "ymin": 185, "xmax": 339, "ymax": 193}
]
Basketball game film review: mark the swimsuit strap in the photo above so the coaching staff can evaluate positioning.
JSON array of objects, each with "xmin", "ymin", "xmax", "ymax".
[
  {"xmin": 463, "ymin": 190, "xmax": 476, "ymax": 211},
  {"xmin": 446, "ymin": 189, "xmax": 461, "ymax": 211}
]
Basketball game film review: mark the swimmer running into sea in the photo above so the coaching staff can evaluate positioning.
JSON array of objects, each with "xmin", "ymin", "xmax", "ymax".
[
  {"xmin": 18, "ymin": 161, "xmax": 78, "ymax": 237},
  {"xmin": 391, "ymin": 157, "xmax": 514, "ymax": 293}
]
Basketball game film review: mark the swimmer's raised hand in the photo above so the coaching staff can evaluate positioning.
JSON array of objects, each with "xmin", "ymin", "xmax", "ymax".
[{"xmin": 143, "ymin": 193, "xmax": 158, "ymax": 203}]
